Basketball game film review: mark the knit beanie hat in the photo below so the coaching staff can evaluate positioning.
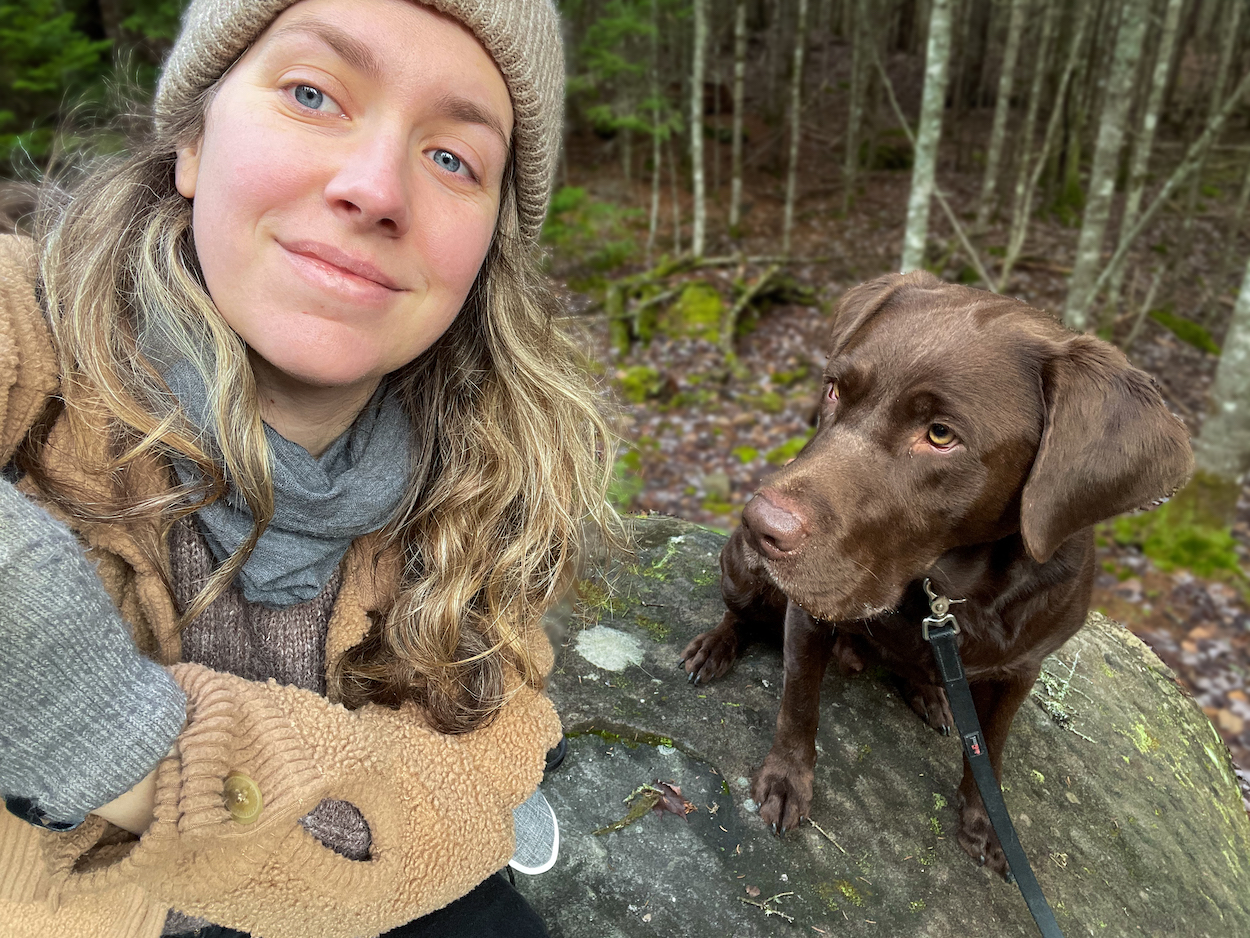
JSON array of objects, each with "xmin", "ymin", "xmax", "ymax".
[{"xmin": 154, "ymin": 0, "xmax": 563, "ymax": 244}]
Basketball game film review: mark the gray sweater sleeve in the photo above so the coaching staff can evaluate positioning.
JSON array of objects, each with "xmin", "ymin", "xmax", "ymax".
[{"xmin": 0, "ymin": 479, "xmax": 186, "ymax": 830}]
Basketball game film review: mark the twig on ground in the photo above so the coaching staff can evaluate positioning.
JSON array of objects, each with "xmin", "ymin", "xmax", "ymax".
[
  {"xmin": 737, "ymin": 892, "xmax": 796, "ymax": 923},
  {"xmin": 807, "ymin": 817, "xmax": 848, "ymax": 855}
]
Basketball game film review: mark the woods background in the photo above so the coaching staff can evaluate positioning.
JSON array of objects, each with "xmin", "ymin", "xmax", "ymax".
[{"xmin": 3, "ymin": 0, "xmax": 1250, "ymax": 809}]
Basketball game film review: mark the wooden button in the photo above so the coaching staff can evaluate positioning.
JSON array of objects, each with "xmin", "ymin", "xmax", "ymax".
[{"xmin": 224, "ymin": 772, "xmax": 263, "ymax": 825}]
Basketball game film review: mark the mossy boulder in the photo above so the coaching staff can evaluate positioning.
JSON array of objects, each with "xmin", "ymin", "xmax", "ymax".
[{"xmin": 519, "ymin": 515, "xmax": 1250, "ymax": 938}]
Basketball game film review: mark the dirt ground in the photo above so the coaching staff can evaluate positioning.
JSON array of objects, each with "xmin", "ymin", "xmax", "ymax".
[{"xmin": 554, "ymin": 115, "xmax": 1250, "ymax": 814}]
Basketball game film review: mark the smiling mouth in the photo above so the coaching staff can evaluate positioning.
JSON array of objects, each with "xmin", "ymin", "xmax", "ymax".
[{"xmin": 280, "ymin": 239, "xmax": 403, "ymax": 291}]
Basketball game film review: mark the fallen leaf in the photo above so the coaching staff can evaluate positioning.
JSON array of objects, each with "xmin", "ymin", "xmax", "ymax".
[
  {"xmin": 745, "ymin": 885, "xmax": 761, "ymax": 897},
  {"xmin": 652, "ymin": 780, "xmax": 696, "ymax": 819},
  {"xmin": 642, "ymin": 913, "xmax": 652, "ymax": 923}
]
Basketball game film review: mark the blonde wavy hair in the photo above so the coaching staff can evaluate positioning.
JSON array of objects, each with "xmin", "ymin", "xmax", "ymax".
[{"xmin": 30, "ymin": 89, "xmax": 625, "ymax": 734}]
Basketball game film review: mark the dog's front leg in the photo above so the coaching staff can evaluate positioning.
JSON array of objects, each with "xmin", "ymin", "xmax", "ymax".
[
  {"xmin": 956, "ymin": 670, "xmax": 1038, "ymax": 876},
  {"xmin": 752, "ymin": 601, "xmax": 835, "ymax": 833}
]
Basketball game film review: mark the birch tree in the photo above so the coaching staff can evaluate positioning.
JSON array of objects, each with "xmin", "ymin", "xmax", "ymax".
[
  {"xmin": 782, "ymin": 0, "xmax": 810, "ymax": 255},
  {"xmin": 997, "ymin": 0, "xmax": 1081, "ymax": 292},
  {"xmin": 690, "ymin": 0, "xmax": 707, "ymax": 257},
  {"xmin": 974, "ymin": 0, "xmax": 1029, "ymax": 232},
  {"xmin": 1063, "ymin": 0, "xmax": 1150, "ymax": 332},
  {"xmin": 1181, "ymin": 0, "xmax": 1244, "ymax": 253},
  {"xmin": 729, "ymin": 0, "xmax": 747, "ymax": 234},
  {"xmin": 900, "ymin": 0, "xmax": 953, "ymax": 273},
  {"xmin": 1101, "ymin": 0, "xmax": 1185, "ymax": 323},
  {"xmin": 1085, "ymin": 67, "xmax": 1250, "ymax": 312},
  {"xmin": 843, "ymin": 0, "xmax": 867, "ymax": 214},
  {"xmin": 1191, "ymin": 251, "xmax": 1250, "ymax": 524}
]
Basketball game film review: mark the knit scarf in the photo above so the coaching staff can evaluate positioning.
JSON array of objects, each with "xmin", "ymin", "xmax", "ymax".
[{"xmin": 163, "ymin": 359, "xmax": 410, "ymax": 608}]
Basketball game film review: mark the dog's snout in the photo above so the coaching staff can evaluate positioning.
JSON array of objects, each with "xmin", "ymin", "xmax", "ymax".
[{"xmin": 742, "ymin": 491, "xmax": 807, "ymax": 557}]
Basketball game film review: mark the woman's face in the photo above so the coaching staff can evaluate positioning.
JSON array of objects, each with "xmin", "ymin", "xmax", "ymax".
[{"xmin": 175, "ymin": 0, "xmax": 513, "ymax": 393}]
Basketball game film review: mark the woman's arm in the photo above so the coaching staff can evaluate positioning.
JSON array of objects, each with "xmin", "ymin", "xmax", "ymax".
[{"xmin": 0, "ymin": 478, "xmax": 186, "ymax": 832}]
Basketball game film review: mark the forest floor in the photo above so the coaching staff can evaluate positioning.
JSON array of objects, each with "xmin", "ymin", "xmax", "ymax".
[{"xmin": 552, "ymin": 126, "xmax": 1250, "ymax": 815}]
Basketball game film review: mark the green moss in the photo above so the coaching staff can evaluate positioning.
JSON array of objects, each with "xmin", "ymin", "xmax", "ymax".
[
  {"xmin": 932, "ymin": 793, "xmax": 947, "ymax": 811},
  {"xmin": 1129, "ymin": 722, "xmax": 1161, "ymax": 755},
  {"xmin": 929, "ymin": 817, "xmax": 943, "ymax": 837},
  {"xmin": 575, "ymin": 578, "xmax": 629, "ymax": 617},
  {"xmin": 857, "ymin": 743, "xmax": 872, "ymax": 762},
  {"xmin": 834, "ymin": 880, "xmax": 864, "ymax": 907},
  {"xmin": 634, "ymin": 613, "xmax": 672, "ymax": 642},
  {"xmin": 909, "ymin": 900, "xmax": 926, "ymax": 913},
  {"xmin": 608, "ymin": 450, "xmax": 644, "ymax": 512},
  {"xmin": 766, "ymin": 429, "xmax": 816, "ymax": 465},
  {"xmin": 732, "ymin": 445, "xmax": 760, "ymax": 463},
  {"xmin": 1032, "ymin": 770, "xmax": 1046, "ymax": 785},
  {"xmin": 701, "ymin": 494, "xmax": 735, "ymax": 515},
  {"xmin": 1112, "ymin": 488, "xmax": 1244, "ymax": 580},
  {"xmin": 662, "ymin": 281, "xmax": 724, "ymax": 342},
  {"xmin": 813, "ymin": 882, "xmax": 841, "ymax": 912},
  {"xmin": 567, "ymin": 727, "xmax": 676, "ymax": 750},
  {"xmin": 615, "ymin": 365, "xmax": 662, "ymax": 404},
  {"xmin": 739, "ymin": 390, "xmax": 786, "ymax": 413},
  {"xmin": 770, "ymin": 365, "xmax": 808, "ymax": 386},
  {"xmin": 1148, "ymin": 308, "xmax": 1221, "ymax": 355}
]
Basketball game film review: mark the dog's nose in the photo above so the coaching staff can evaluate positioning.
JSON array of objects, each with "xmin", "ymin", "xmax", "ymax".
[{"xmin": 742, "ymin": 491, "xmax": 807, "ymax": 557}]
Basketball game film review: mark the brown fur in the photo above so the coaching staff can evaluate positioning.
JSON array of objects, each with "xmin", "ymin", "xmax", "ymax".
[{"xmin": 681, "ymin": 271, "xmax": 1193, "ymax": 875}]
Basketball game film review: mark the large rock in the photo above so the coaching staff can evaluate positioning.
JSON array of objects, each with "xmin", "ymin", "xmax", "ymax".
[{"xmin": 517, "ymin": 515, "xmax": 1250, "ymax": 938}]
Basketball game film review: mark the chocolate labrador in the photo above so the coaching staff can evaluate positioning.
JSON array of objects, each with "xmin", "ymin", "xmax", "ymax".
[{"xmin": 680, "ymin": 271, "xmax": 1193, "ymax": 875}]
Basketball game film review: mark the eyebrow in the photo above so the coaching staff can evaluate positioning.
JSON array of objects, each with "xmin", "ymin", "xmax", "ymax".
[
  {"xmin": 268, "ymin": 23, "xmax": 513, "ymax": 154},
  {"xmin": 271, "ymin": 22, "xmax": 383, "ymax": 82},
  {"xmin": 433, "ymin": 93, "xmax": 512, "ymax": 154}
]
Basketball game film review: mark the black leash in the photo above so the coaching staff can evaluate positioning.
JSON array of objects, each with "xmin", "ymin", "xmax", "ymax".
[{"xmin": 921, "ymin": 579, "xmax": 1066, "ymax": 938}]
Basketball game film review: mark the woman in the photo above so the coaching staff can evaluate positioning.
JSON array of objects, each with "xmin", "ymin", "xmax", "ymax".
[{"xmin": 0, "ymin": 0, "xmax": 619, "ymax": 935}]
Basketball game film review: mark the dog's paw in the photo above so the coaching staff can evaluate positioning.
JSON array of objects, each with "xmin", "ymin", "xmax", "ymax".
[
  {"xmin": 679, "ymin": 624, "xmax": 739, "ymax": 685},
  {"xmin": 901, "ymin": 679, "xmax": 953, "ymax": 735},
  {"xmin": 751, "ymin": 752, "xmax": 814, "ymax": 834},
  {"xmin": 957, "ymin": 791, "xmax": 1008, "ymax": 877}
]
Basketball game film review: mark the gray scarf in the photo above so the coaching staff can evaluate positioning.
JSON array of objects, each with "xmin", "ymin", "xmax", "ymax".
[{"xmin": 163, "ymin": 360, "xmax": 410, "ymax": 608}]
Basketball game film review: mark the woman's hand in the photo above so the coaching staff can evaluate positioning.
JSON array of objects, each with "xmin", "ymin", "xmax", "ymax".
[{"xmin": 90, "ymin": 758, "xmax": 163, "ymax": 835}]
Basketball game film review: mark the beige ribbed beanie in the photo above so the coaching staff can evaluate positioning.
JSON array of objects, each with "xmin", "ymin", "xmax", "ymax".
[{"xmin": 155, "ymin": 0, "xmax": 563, "ymax": 244}]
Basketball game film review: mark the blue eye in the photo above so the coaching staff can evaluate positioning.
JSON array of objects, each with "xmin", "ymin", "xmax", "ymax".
[
  {"xmin": 293, "ymin": 84, "xmax": 325, "ymax": 109},
  {"xmin": 431, "ymin": 149, "xmax": 465, "ymax": 175}
]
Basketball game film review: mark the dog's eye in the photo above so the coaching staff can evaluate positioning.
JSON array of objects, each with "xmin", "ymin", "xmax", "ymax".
[{"xmin": 927, "ymin": 423, "xmax": 956, "ymax": 447}]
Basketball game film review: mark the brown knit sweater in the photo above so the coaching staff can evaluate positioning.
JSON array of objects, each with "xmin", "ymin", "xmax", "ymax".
[{"xmin": 0, "ymin": 235, "xmax": 563, "ymax": 938}]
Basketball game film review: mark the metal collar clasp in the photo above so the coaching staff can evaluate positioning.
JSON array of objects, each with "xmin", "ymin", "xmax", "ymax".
[{"xmin": 922, "ymin": 577, "xmax": 966, "ymax": 641}]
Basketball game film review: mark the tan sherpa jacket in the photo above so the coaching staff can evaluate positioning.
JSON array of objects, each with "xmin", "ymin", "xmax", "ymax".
[{"xmin": 0, "ymin": 235, "xmax": 563, "ymax": 938}]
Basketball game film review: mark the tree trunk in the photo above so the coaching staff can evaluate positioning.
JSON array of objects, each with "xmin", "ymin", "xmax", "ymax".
[
  {"xmin": 669, "ymin": 135, "xmax": 683, "ymax": 255},
  {"xmin": 646, "ymin": 0, "xmax": 663, "ymax": 265},
  {"xmin": 844, "ymin": 0, "xmax": 866, "ymax": 215},
  {"xmin": 1063, "ymin": 0, "xmax": 1150, "ymax": 332},
  {"xmin": 729, "ymin": 0, "xmax": 747, "ymax": 234},
  {"xmin": 1180, "ymin": 0, "xmax": 1243, "ymax": 256},
  {"xmin": 1101, "ymin": 0, "xmax": 1185, "ymax": 326},
  {"xmin": 783, "ymin": 0, "xmax": 810, "ymax": 255},
  {"xmin": 975, "ymin": 0, "xmax": 1029, "ymax": 232},
  {"xmin": 1085, "ymin": 67, "xmax": 1250, "ymax": 313},
  {"xmin": 1190, "ymin": 249, "xmax": 1250, "ymax": 524},
  {"xmin": 997, "ymin": 0, "xmax": 1082, "ymax": 293},
  {"xmin": 690, "ymin": 0, "xmax": 708, "ymax": 257},
  {"xmin": 900, "ymin": 0, "xmax": 953, "ymax": 273}
]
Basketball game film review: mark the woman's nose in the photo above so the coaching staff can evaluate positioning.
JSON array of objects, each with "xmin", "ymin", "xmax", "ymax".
[{"xmin": 323, "ymin": 131, "xmax": 412, "ymax": 237}]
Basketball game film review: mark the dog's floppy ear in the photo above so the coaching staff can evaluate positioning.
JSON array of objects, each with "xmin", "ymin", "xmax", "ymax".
[
  {"xmin": 826, "ymin": 270, "xmax": 942, "ymax": 358},
  {"xmin": 1020, "ymin": 335, "xmax": 1193, "ymax": 563}
]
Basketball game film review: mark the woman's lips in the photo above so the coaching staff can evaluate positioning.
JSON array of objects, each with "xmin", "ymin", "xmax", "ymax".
[{"xmin": 279, "ymin": 239, "xmax": 403, "ymax": 301}]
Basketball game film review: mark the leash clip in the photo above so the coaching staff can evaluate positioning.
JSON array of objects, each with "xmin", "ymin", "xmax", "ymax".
[{"xmin": 921, "ymin": 577, "xmax": 965, "ymax": 641}]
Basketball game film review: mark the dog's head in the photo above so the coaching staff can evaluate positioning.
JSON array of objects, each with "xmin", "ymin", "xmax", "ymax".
[{"xmin": 742, "ymin": 271, "xmax": 1193, "ymax": 621}]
